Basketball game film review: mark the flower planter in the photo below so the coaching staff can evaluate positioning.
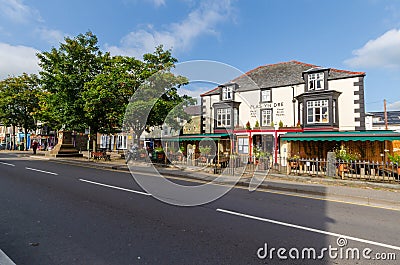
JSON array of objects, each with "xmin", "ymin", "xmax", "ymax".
[
  {"xmin": 338, "ymin": 163, "xmax": 348, "ymax": 179},
  {"xmin": 290, "ymin": 161, "xmax": 299, "ymax": 169}
]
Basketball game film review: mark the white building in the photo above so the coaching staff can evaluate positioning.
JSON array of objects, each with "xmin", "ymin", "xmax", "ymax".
[
  {"xmin": 200, "ymin": 60, "xmax": 366, "ymax": 161},
  {"xmin": 366, "ymin": 111, "xmax": 400, "ymax": 132}
]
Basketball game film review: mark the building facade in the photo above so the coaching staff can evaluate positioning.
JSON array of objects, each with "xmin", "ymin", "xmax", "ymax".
[
  {"xmin": 200, "ymin": 61, "xmax": 367, "ymax": 162},
  {"xmin": 366, "ymin": 111, "xmax": 400, "ymax": 132}
]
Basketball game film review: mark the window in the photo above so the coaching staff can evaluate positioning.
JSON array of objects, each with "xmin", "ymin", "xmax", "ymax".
[
  {"xmin": 261, "ymin": 109, "xmax": 273, "ymax": 126},
  {"xmin": 238, "ymin": 137, "xmax": 249, "ymax": 154},
  {"xmin": 100, "ymin": 135, "xmax": 110, "ymax": 149},
  {"xmin": 307, "ymin": 100, "xmax": 329, "ymax": 124},
  {"xmin": 233, "ymin": 108, "xmax": 239, "ymax": 127},
  {"xmin": 309, "ymin": 73, "xmax": 324, "ymax": 90},
  {"xmin": 217, "ymin": 108, "xmax": 231, "ymax": 127},
  {"xmin": 261, "ymin": 89, "xmax": 271, "ymax": 102},
  {"xmin": 116, "ymin": 135, "xmax": 127, "ymax": 150},
  {"xmin": 222, "ymin": 86, "xmax": 233, "ymax": 100},
  {"xmin": 333, "ymin": 99, "xmax": 336, "ymax": 123}
]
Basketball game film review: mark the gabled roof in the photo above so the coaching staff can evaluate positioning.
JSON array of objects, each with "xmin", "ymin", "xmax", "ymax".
[
  {"xmin": 201, "ymin": 60, "xmax": 365, "ymax": 96},
  {"xmin": 183, "ymin": 105, "xmax": 202, "ymax": 116}
]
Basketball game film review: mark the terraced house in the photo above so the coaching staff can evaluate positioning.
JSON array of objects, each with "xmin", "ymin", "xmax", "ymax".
[{"xmin": 200, "ymin": 61, "xmax": 400, "ymax": 163}]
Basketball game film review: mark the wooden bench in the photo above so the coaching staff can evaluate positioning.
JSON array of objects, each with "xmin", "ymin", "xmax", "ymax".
[{"xmin": 91, "ymin": 151, "xmax": 111, "ymax": 161}]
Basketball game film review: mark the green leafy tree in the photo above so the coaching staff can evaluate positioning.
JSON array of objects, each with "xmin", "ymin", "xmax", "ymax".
[
  {"xmin": 0, "ymin": 73, "xmax": 41, "ymax": 150},
  {"xmin": 83, "ymin": 45, "xmax": 190, "ymax": 149},
  {"xmin": 37, "ymin": 31, "xmax": 105, "ymax": 132},
  {"xmin": 82, "ymin": 55, "xmax": 144, "ymax": 149},
  {"xmin": 124, "ymin": 70, "xmax": 191, "ymax": 146}
]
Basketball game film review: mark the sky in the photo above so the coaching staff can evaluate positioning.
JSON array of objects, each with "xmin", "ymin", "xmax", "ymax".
[{"xmin": 1, "ymin": 0, "xmax": 400, "ymax": 112}]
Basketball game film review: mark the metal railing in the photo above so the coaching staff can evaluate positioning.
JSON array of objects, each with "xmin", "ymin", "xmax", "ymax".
[
  {"xmin": 287, "ymin": 158, "xmax": 400, "ymax": 183},
  {"xmin": 141, "ymin": 151, "xmax": 400, "ymax": 184}
]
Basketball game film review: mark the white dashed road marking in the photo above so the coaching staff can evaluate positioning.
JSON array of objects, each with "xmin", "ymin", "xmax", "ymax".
[
  {"xmin": 217, "ymin": 208, "xmax": 400, "ymax": 251},
  {"xmin": 25, "ymin": 167, "xmax": 58, "ymax": 175},
  {"xmin": 0, "ymin": 162, "xmax": 15, "ymax": 167},
  {"xmin": 79, "ymin": 179, "xmax": 151, "ymax": 196}
]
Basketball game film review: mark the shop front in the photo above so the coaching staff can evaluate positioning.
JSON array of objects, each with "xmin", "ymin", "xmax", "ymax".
[{"xmin": 281, "ymin": 131, "xmax": 400, "ymax": 162}]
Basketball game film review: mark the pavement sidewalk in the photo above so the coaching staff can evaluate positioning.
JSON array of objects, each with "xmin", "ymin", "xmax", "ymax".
[{"xmin": 3, "ymin": 150, "xmax": 400, "ymax": 210}]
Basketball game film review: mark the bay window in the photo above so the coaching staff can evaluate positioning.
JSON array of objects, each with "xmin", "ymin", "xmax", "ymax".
[
  {"xmin": 217, "ymin": 108, "xmax": 231, "ymax": 127},
  {"xmin": 307, "ymin": 100, "xmax": 329, "ymax": 123}
]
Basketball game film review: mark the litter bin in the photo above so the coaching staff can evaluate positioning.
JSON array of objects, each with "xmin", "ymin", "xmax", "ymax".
[{"xmin": 19, "ymin": 143, "xmax": 24, "ymax": 151}]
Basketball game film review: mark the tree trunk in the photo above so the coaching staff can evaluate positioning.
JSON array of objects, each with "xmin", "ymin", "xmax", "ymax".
[
  {"xmin": 92, "ymin": 131, "xmax": 97, "ymax": 152},
  {"xmin": 12, "ymin": 125, "xmax": 16, "ymax": 150},
  {"xmin": 24, "ymin": 127, "xmax": 28, "ymax": 151}
]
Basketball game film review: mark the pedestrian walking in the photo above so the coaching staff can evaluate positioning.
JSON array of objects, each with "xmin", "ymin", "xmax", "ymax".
[{"xmin": 32, "ymin": 140, "xmax": 39, "ymax": 155}]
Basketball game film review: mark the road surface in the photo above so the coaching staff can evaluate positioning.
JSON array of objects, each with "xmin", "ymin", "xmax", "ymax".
[{"xmin": 0, "ymin": 152, "xmax": 399, "ymax": 264}]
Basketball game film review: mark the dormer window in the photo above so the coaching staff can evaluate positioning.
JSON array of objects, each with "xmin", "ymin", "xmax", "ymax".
[
  {"xmin": 222, "ymin": 86, "xmax": 233, "ymax": 100},
  {"xmin": 261, "ymin": 89, "xmax": 272, "ymax": 102},
  {"xmin": 309, "ymin": 73, "xmax": 324, "ymax": 90}
]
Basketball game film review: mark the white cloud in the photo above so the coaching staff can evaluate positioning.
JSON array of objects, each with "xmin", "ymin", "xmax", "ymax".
[
  {"xmin": 0, "ymin": 0, "xmax": 42, "ymax": 23},
  {"xmin": 388, "ymin": 101, "xmax": 400, "ymax": 111},
  {"xmin": 35, "ymin": 28, "xmax": 66, "ymax": 46},
  {"xmin": 344, "ymin": 29, "xmax": 400, "ymax": 69},
  {"xmin": 148, "ymin": 0, "xmax": 166, "ymax": 7},
  {"xmin": 106, "ymin": 0, "xmax": 234, "ymax": 57},
  {"xmin": 0, "ymin": 43, "xmax": 40, "ymax": 79}
]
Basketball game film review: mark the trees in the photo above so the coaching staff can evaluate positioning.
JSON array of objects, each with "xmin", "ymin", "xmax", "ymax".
[
  {"xmin": 37, "ymin": 31, "xmax": 105, "ymax": 132},
  {"xmin": 124, "ymin": 71, "xmax": 192, "ymax": 146},
  {"xmin": 0, "ymin": 73, "xmax": 41, "ymax": 150},
  {"xmin": 82, "ymin": 45, "xmax": 191, "ymax": 150},
  {"xmin": 2, "ymin": 31, "xmax": 193, "ymax": 151}
]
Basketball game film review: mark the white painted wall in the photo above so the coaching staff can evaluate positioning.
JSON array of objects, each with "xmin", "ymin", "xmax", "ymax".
[
  {"xmin": 328, "ymin": 77, "xmax": 361, "ymax": 130},
  {"xmin": 202, "ymin": 76, "xmax": 363, "ymax": 132}
]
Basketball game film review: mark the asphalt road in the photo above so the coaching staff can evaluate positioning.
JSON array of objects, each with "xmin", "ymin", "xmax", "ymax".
[{"xmin": 0, "ymin": 152, "xmax": 399, "ymax": 265}]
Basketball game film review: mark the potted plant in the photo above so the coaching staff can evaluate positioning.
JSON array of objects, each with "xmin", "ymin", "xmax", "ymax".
[
  {"xmin": 153, "ymin": 146, "xmax": 165, "ymax": 162},
  {"xmin": 246, "ymin": 121, "xmax": 251, "ymax": 130},
  {"xmin": 199, "ymin": 145, "xmax": 211, "ymax": 163},
  {"xmin": 255, "ymin": 149, "xmax": 270, "ymax": 170},
  {"xmin": 333, "ymin": 145, "xmax": 360, "ymax": 178},
  {"xmin": 138, "ymin": 148, "xmax": 147, "ymax": 158},
  {"xmin": 334, "ymin": 145, "xmax": 360, "ymax": 162},
  {"xmin": 387, "ymin": 153, "xmax": 400, "ymax": 174},
  {"xmin": 288, "ymin": 154, "xmax": 300, "ymax": 169},
  {"xmin": 254, "ymin": 120, "xmax": 260, "ymax": 129}
]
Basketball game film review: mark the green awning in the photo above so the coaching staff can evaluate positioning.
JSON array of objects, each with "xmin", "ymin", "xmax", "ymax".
[
  {"xmin": 162, "ymin": 133, "xmax": 230, "ymax": 142},
  {"xmin": 281, "ymin": 131, "xmax": 400, "ymax": 142}
]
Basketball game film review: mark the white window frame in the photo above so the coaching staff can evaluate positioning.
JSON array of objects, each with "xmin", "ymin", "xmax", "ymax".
[
  {"xmin": 116, "ymin": 135, "xmax": 127, "ymax": 150},
  {"xmin": 309, "ymin": 73, "xmax": 324, "ymax": 90},
  {"xmin": 307, "ymin": 100, "xmax": 329, "ymax": 124},
  {"xmin": 238, "ymin": 137, "xmax": 249, "ymax": 154},
  {"xmin": 233, "ymin": 108, "xmax": 239, "ymax": 127},
  {"xmin": 100, "ymin": 135, "xmax": 109, "ymax": 149},
  {"xmin": 222, "ymin": 86, "xmax": 233, "ymax": 100},
  {"xmin": 261, "ymin": 89, "xmax": 271, "ymax": 102},
  {"xmin": 261, "ymin": 109, "xmax": 273, "ymax": 127},
  {"xmin": 217, "ymin": 108, "xmax": 231, "ymax": 127}
]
